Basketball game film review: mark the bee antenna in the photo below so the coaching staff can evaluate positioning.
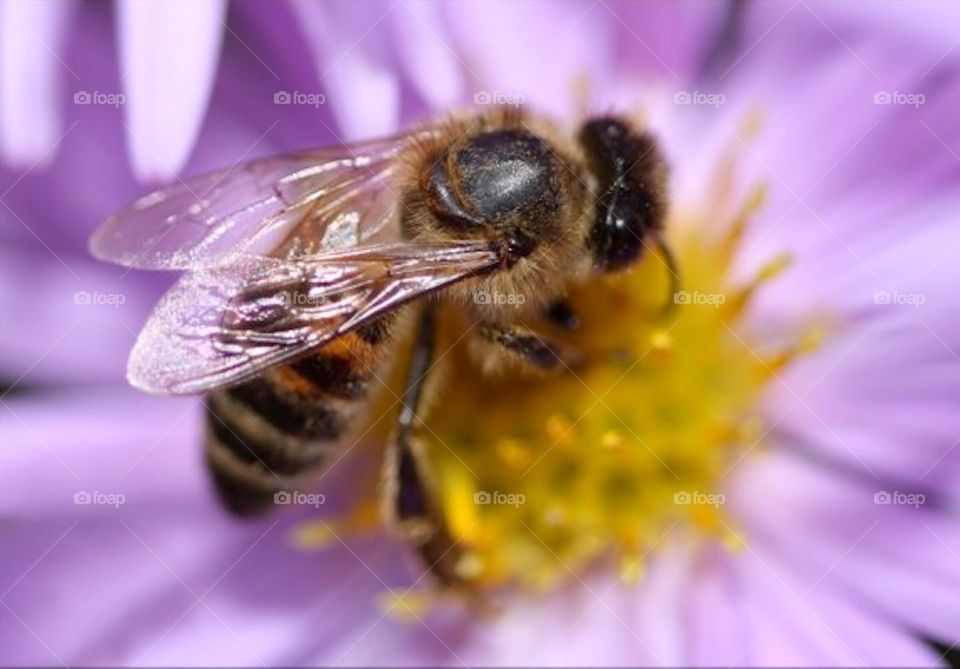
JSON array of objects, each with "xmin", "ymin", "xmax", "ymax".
[{"xmin": 656, "ymin": 237, "xmax": 681, "ymax": 314}]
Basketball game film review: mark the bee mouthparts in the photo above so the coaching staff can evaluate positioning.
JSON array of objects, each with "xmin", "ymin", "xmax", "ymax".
[{"xmin": 502, "ymin": 231, "xmax": 535, "ymax": 266}]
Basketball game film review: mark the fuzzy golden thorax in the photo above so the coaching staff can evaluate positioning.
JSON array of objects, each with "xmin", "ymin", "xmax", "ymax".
[{"xmin": 397, "ymin": 107, "xmax": 595, "ymax": 320}]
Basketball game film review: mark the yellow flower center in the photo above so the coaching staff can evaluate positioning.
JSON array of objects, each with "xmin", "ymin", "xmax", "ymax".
[
  {"xmin": 421, "ymin": 179, "xmax": 823, "ymax": 592},
  {"xmin": 294, "ymin": 121, "xmax": 827, "ymax": 608}
]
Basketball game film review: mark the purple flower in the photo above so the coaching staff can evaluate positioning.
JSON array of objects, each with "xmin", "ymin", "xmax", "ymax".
[{"xmin": 3, "ymin": 1, "xmax": 960, "ymax": 666}]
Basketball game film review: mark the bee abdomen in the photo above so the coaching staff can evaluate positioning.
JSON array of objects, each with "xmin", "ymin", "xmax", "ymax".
[
  {"xmin": 224, "ymin": 371, "xmax": 351, "ymax": 440},
  {"xmin": 206, "ymin": 400, "xmax": 328, "ymax": 476},
  {"xmin": 205, "ymin": 396, "xmax": 329, "ymax": 516},
  {"xmin": 289, "ymin": 354, "xmax": 372, "ymax": 401},
  {"xmin": 204, "ymin": 345, "xmax": 385, "ymax": 517}
]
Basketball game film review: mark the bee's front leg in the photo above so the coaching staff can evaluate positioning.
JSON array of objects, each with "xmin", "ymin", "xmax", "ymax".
[
  {"xmin": 381, "ymin": 305, "xmax": 472, "ymax": 592},
  {"xmin": 544, "ymin": 298, "xmax": 580, "ymax": 331},
  {"xmin": 477, "ymin": 322, "xmax": 568, "ymax": 371}
]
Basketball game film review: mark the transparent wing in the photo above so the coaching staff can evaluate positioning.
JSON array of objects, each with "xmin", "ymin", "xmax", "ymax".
[
  {"xmin": 128, "ymin": 242, "xmax": 499, "ymax": 395},
  {"xmin": 90, "ymin": 129, "xmax": 438, "ymax": 270}
]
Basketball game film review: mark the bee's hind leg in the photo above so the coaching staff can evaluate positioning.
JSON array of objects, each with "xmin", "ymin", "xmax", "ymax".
[{"xmin": 382, "ymin": 304, "xmax": 473, "ymax": 592}]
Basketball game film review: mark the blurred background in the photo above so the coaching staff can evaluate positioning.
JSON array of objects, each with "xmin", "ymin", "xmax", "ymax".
[{"xmin": 3, "ymin": 0, "xmax": 960, "ymax": 666}]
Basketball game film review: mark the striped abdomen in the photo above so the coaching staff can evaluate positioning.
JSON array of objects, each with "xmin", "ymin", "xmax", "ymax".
[{"xmin": 205, "ymin": 319, "xmax": 394, "ymax": 516}]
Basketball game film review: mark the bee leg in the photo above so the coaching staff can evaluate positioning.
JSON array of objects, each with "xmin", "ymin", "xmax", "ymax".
[
  {"xmin": 544, "ymin": 298, "xmax": 580, "ymax": 331},
  {"xmin": 383, "ymin": 305, "xmax": 471, "ymax": 591},
  {"xmin": 479, "ymin": 322, "xmax": 565, "ymax": 371}
]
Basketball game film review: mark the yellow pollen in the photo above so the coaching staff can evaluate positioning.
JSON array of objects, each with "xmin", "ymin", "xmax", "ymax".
[
  {"xmin": 418, "ymin": 174, "xmax": 824, "ymax": 592},
  {"xmin": 601, "ymin": 430, "xmax": 626, "ymax": 451},
  {"xmin": 497, "ymin": 438, "xmax": 533, "ymax": 469},
  {"xmin": 544, "ymin": 413, "xmax": 575, "ymax": 443},
  {"xmin": 648, "ymin": 330, "xmax": 674, "ymax": 354},
  {"xmin": 377, "ymin": 590, "xmax": 433, "ymax": 623},
  {"xmin": 290, "ymin": 502, "xmax": 381, "ymax": 551},
  {"xmin": 290, "ymin": 522, "xmax": 338, "ymax": 551},
  {"xmin": 619, "ymin": 556, "xmax": 645, "ymax": 585},
  {"xmin": 722, "ymin": 527, "xmax": 749, "ymax": 553}
]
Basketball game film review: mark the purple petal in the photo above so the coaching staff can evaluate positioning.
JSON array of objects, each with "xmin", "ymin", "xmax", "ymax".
[
  {"xmin": 118, "ymin": 0, "xmax": 227, "ymax": 181},
  {"xmin": 755, "ymin": 213, "xmax": 960, "ymax": 493},
  {"xmin": 729, "ymin": 449, "xmax": 960, "ymax": 649},
  {"xmin": 447, "ymin": 571, "xmax": 671, "ymax": 666},
  {"xmin": 0, "ymin": 0, "xmax": 75, "ymax": 169},
  {"xmin": 603, "ymin": 0, "xmax": 729, "ymax": 83},
  {"xmin": 0, "ymin": 389, "xmax": 205, "ymax": 518},
  {"xmin": 444, "ymin": 0, "xmax": 617, "ymax": 119},
  {"xmin": 392, "ymin": 1, "xmax": 464, "ymax": 109},
  {"xmin": 290, "ymin": 0, "xmax": 400, "ymax": 140},
  {"xmin": 0, "ymin": 245, "xmax": 166, "ymax": 386},
  {"xmin": 684, "ymin": 546, "xmax": 753, "ymax": 666}
]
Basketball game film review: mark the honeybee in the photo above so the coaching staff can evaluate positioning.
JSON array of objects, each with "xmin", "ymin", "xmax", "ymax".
[{"xmin": 91, "ymin": 107, "xmax": 672, "ymax": 589}]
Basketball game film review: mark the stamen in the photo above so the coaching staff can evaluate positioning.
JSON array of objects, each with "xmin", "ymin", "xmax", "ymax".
[{"xmin": 416, "ymin": 171, "xmax": 819, "ymax": 591}]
